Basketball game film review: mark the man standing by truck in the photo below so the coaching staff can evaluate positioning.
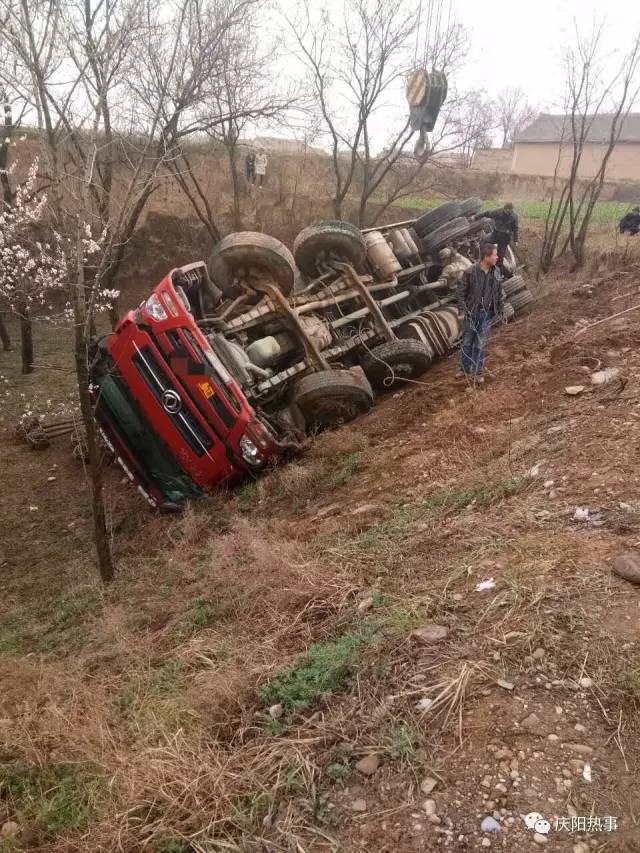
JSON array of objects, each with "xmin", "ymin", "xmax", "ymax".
[
  {"xmin": 457, "ymin": 242, "xmax": 503, "ymax": 383},
  {"xmin": 484, "ymin": 202, "xmax": 518, "ymax": 275}
]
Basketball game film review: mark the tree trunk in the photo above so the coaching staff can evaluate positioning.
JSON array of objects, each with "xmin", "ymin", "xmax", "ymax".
[
  {"xmin": 229, "ymin": 145, "xmax": 243, "ymax": 231},
  {"xmin": 0, "ymin": 317, "xmax": 11, "ymax": 351},
  {"xmin": 20, "ymin": 312, "xmax": 34, "ymax": 374}
]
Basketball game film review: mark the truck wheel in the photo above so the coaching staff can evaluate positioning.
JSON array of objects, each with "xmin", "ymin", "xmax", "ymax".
[
  {"xmin": 502, "ymin": 274, "xmax": 526, "ymax": 298},
  {"xmin": 421, "ymin": 217, "xmax": 471, "ymax": 254},
  {"xmin": 458, "ymin": 197, "xmax": 483, "ymax": 217},
  {"xmin": 414, "ymin": 201, "xmax": 462, "ymax": 238},
  {"xmin": 293, "ymin": 220, "xmax": 366, "ymax": 278},
  {"xmin": 361, "ymin": 339, "xmax": 433, "ymax": 391},
  {"xmin": 208, "ymin": 232, "xmax": 297, "ymax": 299},
  {"xmin": 508, "ymin": 288, "xmax": 535, "ymax": 313},
  {"xmin": 466, "ymin": 216, "xmax": 493, "ymax": 236},
  {"xmin": 293, "ymin": 369, "xmax": 373, "ymax": 431}
]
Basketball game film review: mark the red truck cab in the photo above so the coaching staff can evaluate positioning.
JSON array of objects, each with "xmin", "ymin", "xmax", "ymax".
[{"xmin": 91, "ymin": 265, "xmax": 280, "ymax": 509}]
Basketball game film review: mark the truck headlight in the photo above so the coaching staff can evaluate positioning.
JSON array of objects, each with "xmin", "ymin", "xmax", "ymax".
[
  {"xmin": 240, "ymin": 434, "xmax": 262, "ymax": 466},
  {"xmin": 145, "ymin": 294, "xmax": 167, "ymax": 321}
]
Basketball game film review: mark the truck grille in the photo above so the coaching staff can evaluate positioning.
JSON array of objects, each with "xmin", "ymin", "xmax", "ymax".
[{"xmin": 133, "ymin": 343, "xmax": 214, "ymax": 457}]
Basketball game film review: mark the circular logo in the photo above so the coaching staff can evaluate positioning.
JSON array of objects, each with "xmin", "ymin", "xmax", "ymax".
[{"xmin": 161, "ymin": 389, "xmax": 182, "ymax": 414}]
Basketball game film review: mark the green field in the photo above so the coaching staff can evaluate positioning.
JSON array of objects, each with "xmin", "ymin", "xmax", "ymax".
[{"xmin": 395, "ymin": 196, "xmax": 632, "ymax": 225}]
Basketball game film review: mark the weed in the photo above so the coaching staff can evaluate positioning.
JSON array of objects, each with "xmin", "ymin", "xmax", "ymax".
[
  {"xmin": 157, "ymin": 839, "xmax": 189, "ymax": 853},
  {"xmin": 236, "ymin": 480, "xmax": 260, "ymax": 513},
  {"xmin": 326, "ymin": 762, "xmax": 351, "ymax": 781},
  {"xmin": 382, "ymin": 722, "xmax": 422, "ymax": 763},
  {"xmin": 259, "ymin": 623, "xmax": 378, "ymax": 710},
  {"xmin": 116, "ymin": 660, "xmax": 184, "ymax": 716},
  {"xmin": 0, "ymin": 763, "xmax": 97, "ymax": 834},
  {"xmin": 174, "ymin": 597, "xmax": 216, "ymax": 639},
  {"xmin": 232, "ymin": 791, "xmax": 273, "ymax": 829},
  {"xmin": 263, "ymin": 716, "xmax": 287, "ymax": 737},
  {"xmin": 617, "ymin": 669, "xmax": 640, "ymax": 698}
]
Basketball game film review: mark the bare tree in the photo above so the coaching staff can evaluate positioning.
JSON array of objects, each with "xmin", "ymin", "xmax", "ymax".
[
  {"xmin": 539, "ymin": 23, "xmax": 640, "ymax": 273},
  {"xmin": 495, "ymin": 86, "xmax": 537, "ymax": 148},
  {"xmin": 289, "ymin": 0, "xmax": 466, "ymax": 226},
  {"xmin": 0, "ymin": 0, "xmax": 261, "ymax": 582}
]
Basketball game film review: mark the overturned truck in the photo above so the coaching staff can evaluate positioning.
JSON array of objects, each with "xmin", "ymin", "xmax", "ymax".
[{"xmin": 90, "ymin": 202, "xmax": 534, "ymax": 508}]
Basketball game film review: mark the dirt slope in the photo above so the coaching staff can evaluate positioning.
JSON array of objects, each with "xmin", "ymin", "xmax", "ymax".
[{"xmin": 1, "ymin": 263, "xmax": 640, "ymax": 852}]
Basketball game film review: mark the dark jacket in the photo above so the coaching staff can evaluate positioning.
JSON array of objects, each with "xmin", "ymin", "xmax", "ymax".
[
  {"xmin": 457, "ymin": 262, "xmax": 504, "ymax": 318},
  {"xmin": 485, "ymin": 208, "xmax": 519, "ymax": 241},
  {"xmin": 619, "ymin": 212, "xmax": 640, "ymax": 234}
]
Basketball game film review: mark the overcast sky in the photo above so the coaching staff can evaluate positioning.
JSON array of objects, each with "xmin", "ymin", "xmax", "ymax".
[{"xmin": 454, "ymin": 0, "xmax": 637, "ymax": 111}]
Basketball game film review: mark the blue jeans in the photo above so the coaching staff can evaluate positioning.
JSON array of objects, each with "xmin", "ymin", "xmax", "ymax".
[{"xmin": 461, "ymin": 311, "xmax": 492, "ymax": 375}]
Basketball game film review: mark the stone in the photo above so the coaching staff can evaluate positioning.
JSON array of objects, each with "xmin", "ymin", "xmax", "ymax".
[
  {"xmin": 532, "ymin": 648, "xmax": 545, "ymax": 660},
  {"xmin": 428, "ymin": 814, "xmax": 441, "ymax": 824},
  {"xmin": 521, "ymin": 713, "xmax": 541, "ymax": 732},
  {"xmin": 412, "ymin": 624, "xmax": 449, "ymax": 644},
  {"xmin": 357, "ymin": 597, "xmax": 375, "ymax": 613},
  {"xmin": 574, "ymin": 723, "xmax": 586, "ymax": 733},
  {"xmin": 612, "ymin": 551, "xmax": 640, "ymax": 585},
  {"xmin": 481, "ymin": 816, "xmax": 501, "ymax": 833},
  {"xmin": 578, "ymin": 677, "xmax": 593, "ymax": 689},
  {"xmin": 547, "ymin": 734, "xmax": 559, "ymax": 742},
  {"xmin": 565, "ymin": 385, "xmax": 585, "ymax": 396},
  {"xmin": 482, "ymin": 838, "xmax": 491, "ymax": 848},
  {"xmin": 351, "ymin": 799, "xmax": 367, "ymax": 812},
  {"xmin": 497, "ymin": 679, "xmax": 514, "ymax": 691},
  {"xmin": 568, "ymin": 759, "xmax": 585, "ymax": 773},
  {"xmin": 591, "ymin": 367, "xmax": 620, "ymax": 385},
  {"xmin": 351, "ymin": 503, "xmax": 380, "ymax": 515},
  {"xmin": 1, "ymin": 822, "xmax": 19, "ymax": 838},
  {"xmin": 423, "ymin": 799, "xmax": 437, "ymax": 816},
  {"xmin": 355, "ymin": 754, "xmax": 379, "ymax": 776},
  {"xmin": 268, "ymin": 704, "xmax": 284, "ymax": 719},
  {"xmin": 534, "ymin": 832, "xmax": 548, "ymax": 844},
  {"xmin": 420, "ymin": 777, "xmax": 438, "ymax": 795},
  {"xmin": 543, "ymin": 480, "xmax": 554, "ymax": 489},
  {"xmin": 567, "ymin": 744, "xmax": 593, "ymax": 755},
  {"xmin": 573, "ymin": 844, "xmax": 589, "ymax": 853},
  {"xmin": 494, "ymin": 748, "xmax": 513, "ymax": 760},
  {"xmin": 494, "ymin": 783, "xmax": 507, "ymax": 793}
]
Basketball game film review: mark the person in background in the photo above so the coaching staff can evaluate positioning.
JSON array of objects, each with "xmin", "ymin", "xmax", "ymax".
[
  {"xmin": 245, "ymin": 150, "xmax": 256, "ymax": 185},
  {"xmin": 255, "ymin": 148, "xmax": 268, "ymax": 188},
  {"xmin": 619, "ymin": 206, "xmax": 640, "ymax": 235},
  {"xmin": 484, "ymin": 202, "xmax": 518, "ymax": 275},
  {"xmin": 456, "ymin": 242, "xmax": 503, "ymax": 384}
]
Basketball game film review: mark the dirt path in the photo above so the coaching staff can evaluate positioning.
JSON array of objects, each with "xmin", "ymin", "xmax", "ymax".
[{"xmin": 1, "ymin": 265, "xmax": 640, "ymax": 852}]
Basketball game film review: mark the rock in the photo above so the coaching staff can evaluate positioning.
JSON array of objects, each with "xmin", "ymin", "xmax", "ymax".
[
  {"xmin": 521, "ymin": 713, "xmax": 541, "ymax": 732},
  {"xmin": 494, "ymin": 783, "xmax": 507, "ymax": 793},
  {"xmin": 573, "ymin": 844, "xmax": 589, "ymax": 853},
  {"xmin": 543, "ymin": 480, "xmax": 554, "ymax": 489},
  {"xmin": 497, "ymin": 679, "xmax": 514, "ymax": 691},
  {"xmin": 547, "ymin": 734, "xmax": 559, "ymax": 742},
  {"xmin": 420, "ymin": 777, "xmax": 438, "ymax": 795},
  {"xmin": 351, "ymin": 503, "xmax": 380, "ymax": 515},
  {"xmin": 574, "ymin": 723, "xmax": 586, "ymax": 733},
  {"xmin": 416, "ymin": 696, "xmax": 434, "ymax": 711},
  {"xmin": 423, "ymin": 799, "xmax": 437, "ymax": 816},
  {"xmin": 534, "ymin": 833, "xmax": 548, "ymax": 844},
  {"xmin": 355, "ymin": 754, "xmax": 379, "ymax": 776},
  {"xmin": 612, "ymin": 551, "xmax": 640, "ymax": 585},
  {"xmin": 565, "ymin": 386, "xmax": 585, "ymax": 396},
  {"xmin": 482, "ymin": 838, "xmax": 491, "ymax": 848},
  {"xmin": 47, "ymin": 475, "xmax": 57, "ymax": 482},
  {"xmin": 351, "ymin": 799, "xmax": 368, "ymax": 812},
  {"xmin": 481, "ymin": 775, "xmax": 492, "ymax": 788},
  {"xmin": 480, "ymin": 816, "xmax": 501, "ymax": 833},
  {"xmin": 532, "ymin": 647, "xmax": 545, "ymax": 660},
  {"xmin": 412, "ymin": 624, "xmax": 449, "ymax": 644},
  {"xmin": 428, "ymin": 814, "xmax": 441, "ymax": 825},
  {"xmin": 494, "ymin": 749, "xmax": 512, "ymax": 760},
  {"xmin": 567, "ymin": 743, "xmax": 593, "ymax": 755},
  {"xmin": 357, "ymin": 596, "xmax": 375, "ymax": 613},
  {"xmin": 568, "ymin": 759, "xmax": 585, "ymax": 773},
  {"xmin": 578, "ymin": 677, "xmax": 593, "ymax": 689},
  {"xmin": 591, "ymin": 367, "xmax": 620, "ymax": 385},
  {"xmin": 268, "ymin": 703, "xmax": 284, "ymax": 719},
  {"xmin": 1, "ymin": 822, "xmax": 19, "ymax": 837}
]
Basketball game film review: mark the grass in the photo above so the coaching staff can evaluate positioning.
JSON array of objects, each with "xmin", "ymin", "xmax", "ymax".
[
  {"xmin": 394, "ymin": 196, "xmax": 631, "ymax": 225},
  {"xmin": 174, "ymin": 596, "xmax": 217, "ymax": 639},
  {"xmin": 338, "ymin": 478, "xmax": 526, "ymax": 552},
  {"xmin": 0, "ymin": 763, "xmax": 98, "ymax": 835},
  {"xmin": 259, "ymin": 622, "xmax": 378, "ymax": 711}
]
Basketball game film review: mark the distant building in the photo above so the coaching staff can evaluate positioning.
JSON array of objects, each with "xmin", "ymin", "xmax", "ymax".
[{"xmin": 511, "ymin": 113, "xmax": 640, "ymax": 181}]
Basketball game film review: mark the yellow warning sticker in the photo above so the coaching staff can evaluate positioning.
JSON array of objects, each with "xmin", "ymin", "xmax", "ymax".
[{"xmin": 198, "ymin": 380, "xmax": 215, "ymax": 399}]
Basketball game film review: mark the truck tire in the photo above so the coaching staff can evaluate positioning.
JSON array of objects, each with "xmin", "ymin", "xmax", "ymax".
[
  {"xmin": 293, "ymin": 369, "xmax": 373, "ymax": 430},
  {"xmin": 458, "ymin": 197, "xmax": 483, "ymax": 217},
  {"xmin": 466, "ymin": 216, "xmax": 493, "ymax": 236},
  {"xmin": 361, "ymin": 339, "xmax": 433, "ymax": 391},
  {"xmin": 208, "ymin": 232, "xmax": 297, "ymax": 299},
  {"xmin": 502, "ymin": 274, "xmax": 526, "ymax": 298},
  {"xmin": 293, "ymin": 220, "xmax": 366, "ymax": 278},
  {"xmin": 421, "ymin": 217, "xmax": 471, "ymax": 254},
  {"xmin": 502, "ymin": 302, "xmax": 515, "ymax": 322},
  {"xmin": 414, "ymin": 201, "xmax": 462, "ymax": 238},
  {"xmin": 508, "ymin": 288, "xmax": 535, "ymax": 313}
]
